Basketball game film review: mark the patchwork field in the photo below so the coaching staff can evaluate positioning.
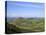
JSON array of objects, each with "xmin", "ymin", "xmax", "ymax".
[{"xmin": 6, "ymin": 17, "xmax": 44, "ymax": 34}]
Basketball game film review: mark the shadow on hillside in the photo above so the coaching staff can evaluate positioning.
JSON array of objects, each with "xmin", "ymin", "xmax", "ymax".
[{"xmin": 5, "ymin": 22, "xmax": 22, "ymax": 34}]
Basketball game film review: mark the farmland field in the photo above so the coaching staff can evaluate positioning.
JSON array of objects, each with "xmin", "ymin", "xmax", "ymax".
[{"xmin": 6, "ymin": 17, "xmax": 44, "ymax": 34}]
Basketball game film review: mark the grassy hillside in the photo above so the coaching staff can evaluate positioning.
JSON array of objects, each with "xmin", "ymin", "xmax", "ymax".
[{"xmin": 6, "ymin": 17, "xmax": 45, "ymax": 34}]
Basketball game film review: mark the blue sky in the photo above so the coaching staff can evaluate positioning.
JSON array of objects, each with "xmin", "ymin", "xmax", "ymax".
[
  {"xmin": 7, "ymin": 1, "xmax": 44, "ymax": 18},
  {"xmin": 7, "ymin": 0, "xmax": 44, "ymax": 3}
]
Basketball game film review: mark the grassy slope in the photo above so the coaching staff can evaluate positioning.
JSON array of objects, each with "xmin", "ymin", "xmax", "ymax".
[{"xmin": 7, "ymin": 18, "xmax": 45, "ymax": 33}]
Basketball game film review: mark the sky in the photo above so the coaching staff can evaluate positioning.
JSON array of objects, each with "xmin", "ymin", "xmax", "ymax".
[
  {"xmin": 7, "ymin": 0, "xmax": 44, "ymax": 3},
  {"xmin": 7, "ymin": 1, "xmax": 44, "ymax": 18}
]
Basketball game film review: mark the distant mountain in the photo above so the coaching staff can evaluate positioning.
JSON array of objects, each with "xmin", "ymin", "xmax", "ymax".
[{"xmin": 7, "ymin": 17, "xmax": 16, "ymax": 22}]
